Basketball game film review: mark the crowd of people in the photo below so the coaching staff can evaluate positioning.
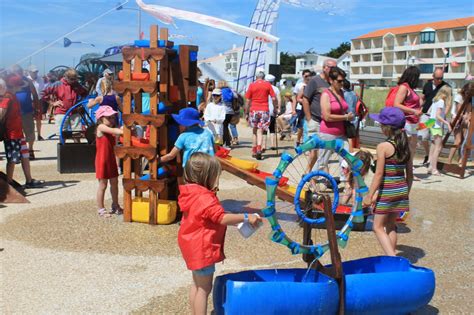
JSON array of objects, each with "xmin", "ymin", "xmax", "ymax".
[{"xmin": 1, "ymin": 61, "xmax": 473, "ymax": 315}]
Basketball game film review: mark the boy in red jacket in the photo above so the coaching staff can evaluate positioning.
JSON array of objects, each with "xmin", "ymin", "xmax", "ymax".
[{"xmin": 178, "ymin": 152, "xmax": 261, "ymax": 315}]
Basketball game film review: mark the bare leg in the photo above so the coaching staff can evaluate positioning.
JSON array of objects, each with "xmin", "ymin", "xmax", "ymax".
[
  {"xmin": 430, "ymin": 135, "xmax": 443, "ymax": 173},
  {"xmin": 252, "ymin": 128, "xmax": 257, "ymax": 148},
  {"xmin": 6, "ymin": 162, "xmax": 16, "ymax": 183},
  {"xmin": 192, "ymin": 273, "xmax": 213, "ymax": 315},
  {"xmin": 20, "ymin": 157, "xmax": 33, "ymax": 183},
  {"xmin": 447, "ymin": 129, "xmax": 462, "ymax": 164},
  {"xmin": 296, "ymin": 128, "xmax": 303, "ymax": 144},
  {"xmin": 97, "ymin": 179, "xmax": 108, "ymax": 209},
  {"xmin": 428, "ymin": 138, "xmax": 435, "ymax": 173},
  {"xmin": 373, "ymin": 213, "xmax": 396, "ymax": 256},
  {"xmin": 386, "ymin": 213, "xmax": 399, "ymax": 252},
  {"xmin": 28, "ymin": 140, "xmax": 34, "ymax": 154},
  {"xmin": 36, "ymin": 118, "xmax": 42, "ymax": 139},
  {"xmin": 306, "ymin": 149, "xmax": 318, "ymax": 174},
  {"xmin": 189, "ymin": 276, "xmax": 197, "ymax": 315},
  {"xmin": 421, "ymin": 140, "xmax": 430, "ymax": 158},
  {"xmin": 262, "ymin": 131, "xmax": 267, "ymax": 150},
  {"xmin": 110, "ymin": 177, "xmax": 119, "ymax": 207},
  {"xmin": 256, "ymin": 128, "xmax": 263, "ymax": 147}
]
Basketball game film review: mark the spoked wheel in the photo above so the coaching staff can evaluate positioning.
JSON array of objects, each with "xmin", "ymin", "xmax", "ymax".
[
  {"xmin": 75, "ymin": 55, "xmax": 108, "ymax": 94},
  {"xmin": 59, "ymin": 100, "xmax": 96, "ymax": 144},
  {"xmin": 263, "ymin": 135, "xmax": 368, "ymax": 260}
]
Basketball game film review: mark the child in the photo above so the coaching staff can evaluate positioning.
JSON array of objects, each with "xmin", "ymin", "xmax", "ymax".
[
  {"xmin": 87, "ymin": 78, "xmax": 122, "ymax": 112},
  {"xmin": 340, "ymin": 150, "xmax": 373, "ymax": 205},
  {"xmin": 95, "ymin": 106, "xmax": 123, "ymax": 217},
  {"xmin": 178, "ymin": 152, "xmax": 262, "ymax": 315},
  {"xmin": 161, "ymin": 107, "xmax": 215, "ymax": 167},
  {"xmin": 204, "ymin": 89, "xmax": 226, "ymax": 145},
  {"xmin": 427, "ymin": 86, "xmax": 452, "ymax": 175},
  {"xmin": 363, "ymin": 107, "xmax": 413, "ymax": 256}
]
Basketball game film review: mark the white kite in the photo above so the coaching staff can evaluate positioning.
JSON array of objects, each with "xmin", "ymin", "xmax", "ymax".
[{"xmin": 136, "ymin": 0, "xmax": 279, "ymax": 43}]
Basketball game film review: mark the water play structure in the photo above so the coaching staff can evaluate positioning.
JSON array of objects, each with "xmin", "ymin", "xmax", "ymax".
[{"xmin": 214, "ymin": 137, "xmax": 435, "ymax": 314}]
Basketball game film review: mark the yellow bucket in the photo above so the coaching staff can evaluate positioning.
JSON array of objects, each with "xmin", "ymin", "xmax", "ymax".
[
  {"xmin": 225, "ymin": 156, "xmax": 258, "ymax": 171},
  {"xmin": 132, "ymin": 197, "xmax": 177, "ymax": 224}
]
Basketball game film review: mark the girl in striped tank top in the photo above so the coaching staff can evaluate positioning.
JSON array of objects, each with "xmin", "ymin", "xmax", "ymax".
[{"xmin": 364, "ymin": 107, "xmax": 413, "ymax": 256}]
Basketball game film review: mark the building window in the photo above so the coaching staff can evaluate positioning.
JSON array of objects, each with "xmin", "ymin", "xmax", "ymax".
[
  {"xmin": 419, "ymin": 64, "xmax": 434, "ymax": 73},
  {"xmin": 420, "ymin": 31, "xmax": 435, "ymax": 44}
]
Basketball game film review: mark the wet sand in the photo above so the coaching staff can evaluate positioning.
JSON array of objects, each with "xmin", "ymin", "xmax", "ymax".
[{"xmin": 1, "ymin": 123, "xmax": 473, "ymax": 314}]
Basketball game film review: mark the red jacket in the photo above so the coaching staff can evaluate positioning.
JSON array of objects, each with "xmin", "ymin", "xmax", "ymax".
[
  {"xmin": 42, "ymin": 78, "xmax": 88, "ymax": 115},
  {"xmin": 178, "ymin": 184, "xmax": 227, "ymax": 270}
]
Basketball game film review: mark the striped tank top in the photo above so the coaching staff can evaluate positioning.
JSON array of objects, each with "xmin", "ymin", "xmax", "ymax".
[{"xmin": 373, "ymin": 141, "xmax": 409, "ymax": 214}]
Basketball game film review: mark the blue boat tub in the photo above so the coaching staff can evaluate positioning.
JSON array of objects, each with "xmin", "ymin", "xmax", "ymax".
[
  {"xmin": 341, "ymin": 256, "xmax": 435, "ymax": 315},
  {"xmin": 213, "ymin": 268, "xmax": 339, "ymax": 315},
  {"xmin": 213, "ymin": 256, "xmax": 435, "ymax": 315}
]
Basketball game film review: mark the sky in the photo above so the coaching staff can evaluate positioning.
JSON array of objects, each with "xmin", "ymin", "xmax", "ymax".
[{"xmin": 0, "ymin": 0, "xmax": 473, "ymax": 73}]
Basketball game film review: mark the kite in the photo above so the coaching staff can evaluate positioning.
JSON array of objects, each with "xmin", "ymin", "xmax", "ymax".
[{"xmin": 136, "ymin": 0, "xmax": 279, "ymax": 43}]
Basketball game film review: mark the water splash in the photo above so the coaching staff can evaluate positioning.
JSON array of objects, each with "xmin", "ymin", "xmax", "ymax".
[{"xmin": 302, "ymin": 257, "xmax": 319, "ymax": 282}]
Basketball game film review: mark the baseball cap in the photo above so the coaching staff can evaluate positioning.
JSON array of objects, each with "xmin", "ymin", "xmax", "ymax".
[
  {"xmin": 212, "ymin": 88, "xmax": 222, "ymax": 95},
  {"xmin": 369, "ymin": 107, "xmax": 406, "ymax": 129},
  {"xmin": 103, "ymin": 69, "xmax": 113, "ymax": 75},
  {"xmin": 29, "ymin": 65, "xmax": 39, "ymax": 72},
  {"xmin": 265, "ymin": 74, "xmax": 275, "ymax": 83},
  {"xmin": 95, "ymin": 105, "xmax": 118, "ymax": 120}
]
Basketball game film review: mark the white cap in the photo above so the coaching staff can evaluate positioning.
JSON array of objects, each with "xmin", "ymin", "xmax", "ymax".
[
  {"xmin": 265, "ymin": 74, "xmax": 275, "ymax": 83},
  {"xmin": 103, "ymin": 68, "xmax": 113, "ymax": 75},
  {"xmin": 29, "ymin": 65, "xmax": 39, "ymax": 72}
]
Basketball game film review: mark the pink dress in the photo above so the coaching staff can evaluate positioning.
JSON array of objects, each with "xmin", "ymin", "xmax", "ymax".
[
  {"xmin": 401, "ymin": 84, "xmax": 421, "ymax": 124},
  {"xmin": 320, "ymin": 89, "xmax": 349, "ymax": 136}
]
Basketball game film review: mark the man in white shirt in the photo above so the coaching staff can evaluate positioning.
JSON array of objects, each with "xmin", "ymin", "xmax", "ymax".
[
  {"xmin": 263, "ymin": 74, "xmax": 281, "ymax": 150},
  {"xmin": 292, "ymin": 69, "xmax": 313, "ymax": 146},
  {"xmin": 27, "ymin": 65, "xmax": 45, "ymax": 141}
]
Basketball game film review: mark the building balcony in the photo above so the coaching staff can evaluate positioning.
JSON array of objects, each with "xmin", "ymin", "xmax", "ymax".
[
  {"xmin": 350, "ymin": 61, "xmax": 382, "ymax": 67},
  {"xmin": 351, "ymin": 73, "xmax": 382, "ymax": 80},
  {"xmin": 350, "ymin": 47, "xmax": 383, "ymax": 55}
]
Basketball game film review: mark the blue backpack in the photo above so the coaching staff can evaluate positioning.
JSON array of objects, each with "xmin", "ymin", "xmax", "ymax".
[{"xmin": 222, "ymin": 87, "xmax": 234, "ymax": 103}]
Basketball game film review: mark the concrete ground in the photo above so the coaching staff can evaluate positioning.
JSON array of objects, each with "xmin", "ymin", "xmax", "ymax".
[{"xmin": 1, "ymin": 122, "xmax": 473, "ymax": 314}]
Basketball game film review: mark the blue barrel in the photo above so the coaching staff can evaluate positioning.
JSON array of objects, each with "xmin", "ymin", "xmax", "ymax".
[
  {"xmin": 140, "ymin": 167, "xmax": 168, "ymax": 180},
  {"xmin": 213, "ymin": 269, "xmax": 339, "ymax": 315},
  {"xmin": 342, "ymin": 256, "xmax": 435, "ymax": 315}
]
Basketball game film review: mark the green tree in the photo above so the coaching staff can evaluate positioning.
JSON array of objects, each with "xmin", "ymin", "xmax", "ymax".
[
  {"xmin": 324, "ymin": 42, "xmax": 351, "ymax": 59},
  {"xmin": 280, "ymin": 51, "xmax": 297, "ymax": 74}
]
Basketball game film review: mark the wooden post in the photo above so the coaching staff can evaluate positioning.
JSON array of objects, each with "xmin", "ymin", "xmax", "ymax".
[
  {"xmin": 133, "ymin": 55, "xmax": 143, "ymax": 197},
  {"xmin": 122, "ymin": 57, "xmax": 133, "ymax": 222},
  {"xmin": 148, "ymin": 25, "xmax": 159, "ymax": 225}
]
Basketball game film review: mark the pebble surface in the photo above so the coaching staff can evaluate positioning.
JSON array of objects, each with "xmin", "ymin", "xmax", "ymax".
[{"xmin": 2, "ymin": 123, "xmax": 473, "ymax": 314}]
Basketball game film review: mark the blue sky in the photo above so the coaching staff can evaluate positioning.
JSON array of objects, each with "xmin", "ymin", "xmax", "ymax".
[{"xmin": 1, "ymin": 0, "xmax": 472, "ymax": 73}]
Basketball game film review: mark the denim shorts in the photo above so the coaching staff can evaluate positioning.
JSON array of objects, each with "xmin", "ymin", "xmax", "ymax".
[{"xmin": 193, "ymin": 264, "xmax": 216, "ymax": 276}]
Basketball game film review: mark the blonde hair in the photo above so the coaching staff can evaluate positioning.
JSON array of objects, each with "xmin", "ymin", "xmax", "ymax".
[
  {"xmin": 217, "ymin": 80, "xmax": 228, "ymax": 89},
  {"xmin": 184, "ymin": 152, "xmax": 221, "ymax": 191},
  {"xmin": 433, "ymin": 85, "xmax": 452, "ymax": 106},
  {"xmin": 100, "ymin": 78, "xmax": 113, "ymax": 95},
  {"xmin": 64, "ymin": 68, "xmax": 77, "ymax": 79}
]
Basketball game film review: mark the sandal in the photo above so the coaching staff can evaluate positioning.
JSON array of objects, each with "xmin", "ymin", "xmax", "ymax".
[
  {"xmin": 24, "ymin": 179, "xmax": 45, "ymax": 189},
  {"xmin": 431, "ymin": 170, "xmax": 442, "ymax": 176},
  {"xmin": 110, "ymin": 204, "xmax": 123, "ymax": 215},
  {"xmin": 98, "ymin": 208, "xmax": 112, "ymax": 218}
]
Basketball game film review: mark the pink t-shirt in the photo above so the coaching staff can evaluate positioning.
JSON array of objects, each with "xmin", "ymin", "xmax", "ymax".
[
  {"xmin": 402, "ymin": 85, "xmax": 421, "ymax": 124},
  {"xmin": 320, "ymin": 89, "xmax": 349, "ymax": 136}
]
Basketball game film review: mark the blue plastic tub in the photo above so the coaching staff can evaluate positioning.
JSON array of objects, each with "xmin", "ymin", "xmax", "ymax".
[
  {"xmin": 213, "ymin": 268, "xmax": 339, "ymax": 315},
  {"xmin": 342, "ymin": 256, "xmax": 435, "ymax": 315},
  {"xmin": 213, "ymin": 256, "xmax": 435, "ymax": 315}
]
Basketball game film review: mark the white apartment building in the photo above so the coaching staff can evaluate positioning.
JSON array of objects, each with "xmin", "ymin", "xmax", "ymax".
[
  {"xmin": 295, "ymin": 54, "xmax": 336, "ymax": 76},
  {"xmin": 198, "ymin": 44, "xmax": 278, "ymax": 89},
  {"xmin": 337, "ymin": 51, "xmax": 351, "ymax": 79},
  {"xmin": 351, "ymin": 17, "xmax": 474, "ymax": 88}
]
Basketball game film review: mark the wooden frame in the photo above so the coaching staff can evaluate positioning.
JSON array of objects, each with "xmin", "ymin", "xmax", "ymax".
[{"xmin": 115, "ymin": 25, "xmax": 198, "ymax": 224}]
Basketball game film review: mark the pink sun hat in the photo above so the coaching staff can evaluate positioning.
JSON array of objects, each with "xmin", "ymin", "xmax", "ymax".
[{"xmin": 95, "ymin": 105, "xmax": 118, "ymax": 120}]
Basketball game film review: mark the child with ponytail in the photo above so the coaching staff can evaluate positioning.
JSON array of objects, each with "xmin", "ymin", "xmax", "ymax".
[{"xmin": 363, "ymin": 107, "xmax": 413, "ymax": 256}]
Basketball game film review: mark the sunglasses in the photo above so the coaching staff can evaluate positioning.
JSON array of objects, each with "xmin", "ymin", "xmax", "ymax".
[
  {"xmin": 335, "ymin": 79, "xmax": 344, "ymax": 83},
  {"xmin": 434, "ymin": 77, "xmax": 443, "ymax": 80}
]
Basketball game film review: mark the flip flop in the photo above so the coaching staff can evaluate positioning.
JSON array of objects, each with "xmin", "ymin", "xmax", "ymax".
[{"xmin": 98, "ymin": 208, "xmax": 112, "ymax": 218}]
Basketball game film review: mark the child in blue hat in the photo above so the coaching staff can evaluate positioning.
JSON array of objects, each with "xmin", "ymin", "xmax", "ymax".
[{"xmin": 161, "ymin": 107, "xmax": 215, "ymax": 166}]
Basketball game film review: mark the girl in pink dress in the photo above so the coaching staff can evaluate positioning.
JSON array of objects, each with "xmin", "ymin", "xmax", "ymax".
[{"xmin": 95, "ymin": 106, "xmax": 123, "ymax": 217}]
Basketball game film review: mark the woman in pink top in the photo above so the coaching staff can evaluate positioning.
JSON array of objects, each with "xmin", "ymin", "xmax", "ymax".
[
  {"xmin": 394, "ymin": 66, "xmax": 422, "ymax": 170},
  {"xmin": 317, "ymin": 67, "xmax": 354, "ymax": 173}
]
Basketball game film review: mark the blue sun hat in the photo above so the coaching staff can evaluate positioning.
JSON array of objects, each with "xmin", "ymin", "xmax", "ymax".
[
  {"xmin": 369, "ymin": 107, "xmax": 406, "ymax": 129},
  {"xmin": 171, "ymin": 107, "xmax": 204, "ymax": 127}
]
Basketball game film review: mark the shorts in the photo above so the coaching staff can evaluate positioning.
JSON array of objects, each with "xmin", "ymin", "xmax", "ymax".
[
  {"xmin": 430, "ymin": 127, "xmax": 443, "ymax": 137},
  {"xmin": 249, "ymin": 110, "xmax": 270, "ymax": 131},
  {"xmin": 302, "ymin": 118, "xmax": 320, "ymax": 143},
  {"xmin": 268, "ymin": 116, "xmax": 276, "ymax": 133},
  {"xmin": 4, "ymin": 138, "xmax": 29, "ymax": 164},
  {"xmin": 55, "ymin": 113, "xmax": 82, "ymax": 133},
  {"xmin": 192, "ymin": 264, "xmax": 215, "ymax": 276},
  {"xmin": 21, "ymin": 112, "xmax": 35, "ymax": 143},
  {"xmin": 417, "ymin": 114, "xmax": 430, "ymax": 141},
  {"xmin": 296, "ymin": 109, "xmax": 304, "ymax": 129},
  {"xmin": 404, "ymin": 122, "xmax": 418, "ymax": 137},
  {"xmin": 315, "ymin": 132, "xmax": 348, "ymax": 171}
]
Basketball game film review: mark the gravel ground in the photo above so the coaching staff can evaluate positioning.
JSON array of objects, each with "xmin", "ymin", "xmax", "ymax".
[{"xmin": 1, "ymin": 122, "xmax": 473, "ymax": 314}]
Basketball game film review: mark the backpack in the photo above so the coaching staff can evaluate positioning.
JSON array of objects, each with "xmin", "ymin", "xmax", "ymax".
[
  {"xmin": 385, "ymin": 83, "xmax": 408, "ymax": 107},
  {"xmin": 232, "ymin": 93, "xmax": 244, "ymax": 112}
]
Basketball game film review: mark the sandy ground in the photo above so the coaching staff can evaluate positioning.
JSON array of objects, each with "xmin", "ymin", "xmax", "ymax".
[{"xmin": 1, "ymin": 122, "xmax": 474, "ymax": 314}]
